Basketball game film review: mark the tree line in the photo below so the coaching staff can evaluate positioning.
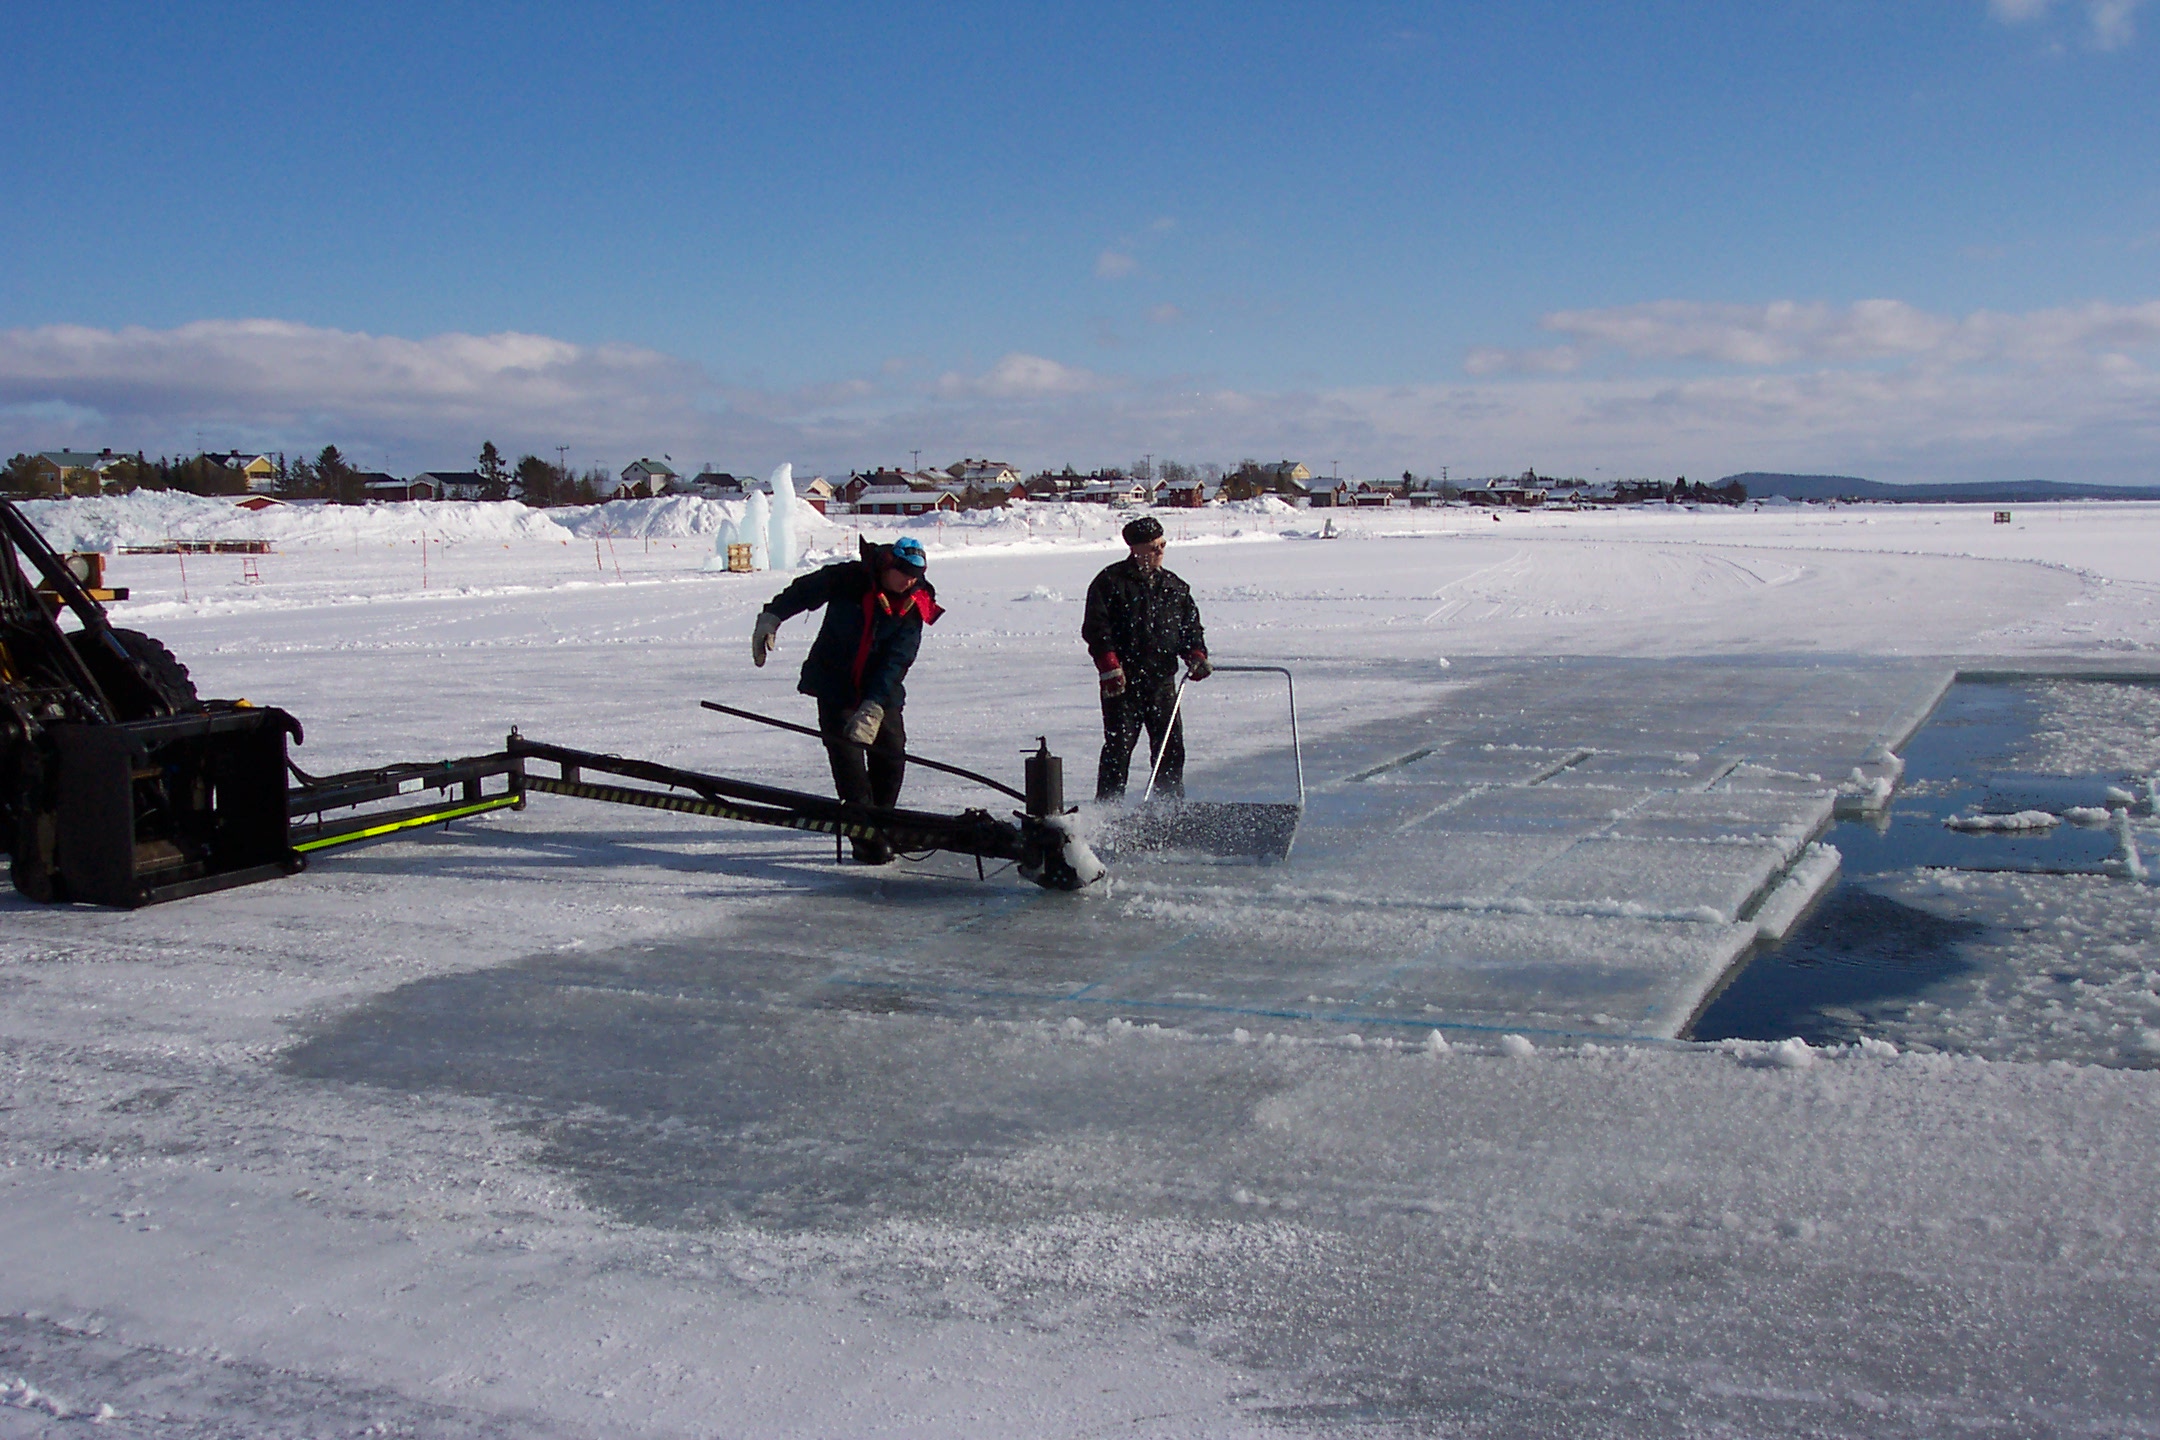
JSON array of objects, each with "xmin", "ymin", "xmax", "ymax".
[{"xmin": 2, "ymin": 441, "xmax": 619, "ymax": 507}]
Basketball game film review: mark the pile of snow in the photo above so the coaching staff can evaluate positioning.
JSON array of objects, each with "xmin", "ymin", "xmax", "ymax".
[
  {"xmin": 14, "ymin": 491, "xmax": 1306, "ymax": 572},
  {"xmin": 19, "ymin": 493, "xmax": 575, "ymax": 549}
]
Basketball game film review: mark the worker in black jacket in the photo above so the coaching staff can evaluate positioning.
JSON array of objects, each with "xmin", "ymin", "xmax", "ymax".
[
  {"xmin": 752, "ymin": 535, "xmax": 941, "ymax": 863},
  {"xmin": 1082, "ymin": 515, "xmax": 1210, "ymax": 802}
]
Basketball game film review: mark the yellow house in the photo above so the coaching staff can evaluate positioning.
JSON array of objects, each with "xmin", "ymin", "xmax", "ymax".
[
  {"xmin": 205, "ymin": 451, "xmax": 280, "ymax": 493},
  {"xmin": 34, "ymin": 450, "xmax": 134, "ymax": 495}
]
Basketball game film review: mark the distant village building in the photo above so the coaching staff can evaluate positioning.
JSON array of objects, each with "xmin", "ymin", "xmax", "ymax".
[
  {"xmin": 1071, "ymin": 477, "xmax": 1148, "ymax": 506},
  {"xmin": 691, "ymin": 469, "xmax": 749, "ymax": 498},
  {"xmin": 362, "ymin": 474, "xmax": 433, "ymax": 502},
  {"xmin": 617, "ymin": 458, "xmax": 678, "ymax": 498},
  {"xmin": 416, "ymin": 471, "xmax": 489, "ymax": 501},
  {"xmin": 1022, "ymin": 471, "xmax": 1081, "ymax": 500},
  {"xmin": 29, "ymin": 449, "xmax": 141, "ymax": 495},
  {"xmin": 1159, "ymin": 477, "xmax": 1209, "ymax": 508},
  {"xmin": 1463, "ymin": 477, "xmax": 1545, "ymax": 508},
  {"xmin": 1601, "ymin": 479, "xmax": 1672, "ymax": 505},
  {"xmin": 948, "ymin": 458, "xmax": 1021, "ymax": 492},
  {"xmin": 194, "ymin": 451, "xmax": 280, "ymax": 493},
  {"xmin": 851, "ymin": 485, "xmax": 960, "ymax": 516}
]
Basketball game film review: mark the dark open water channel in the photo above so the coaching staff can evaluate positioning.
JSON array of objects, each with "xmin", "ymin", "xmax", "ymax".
[{"xmin": 1691, "ymin": 678, "xmax": 2156, "ymax": 1054}]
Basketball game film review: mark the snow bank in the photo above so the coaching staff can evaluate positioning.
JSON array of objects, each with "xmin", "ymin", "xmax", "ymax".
[{"xmin": 19, "ymin": 493, "xmax": 575, "ymax": 549}]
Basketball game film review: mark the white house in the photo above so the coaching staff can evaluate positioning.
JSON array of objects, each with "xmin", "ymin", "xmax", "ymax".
[
  {"xmin": 619, "ymin": 458, "xmax": 678, "ymax": 498},
  {"xmin": 1072, "ymin": 479, "xmax": 1147, "ymax": 506},
  {"xmin": 948, "ymin": 458, "xmax": 1021, "ymax": 492}
]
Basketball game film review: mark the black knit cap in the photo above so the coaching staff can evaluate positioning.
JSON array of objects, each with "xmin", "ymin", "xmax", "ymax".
[{"xmin": 1122, "ymin": 515, "xmax": 1164, "ymax": 546}]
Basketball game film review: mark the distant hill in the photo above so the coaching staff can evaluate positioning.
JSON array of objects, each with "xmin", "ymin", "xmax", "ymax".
[{"xmin": 1720, "ymin": 473, "xmax": 2160, "ymax": 503}]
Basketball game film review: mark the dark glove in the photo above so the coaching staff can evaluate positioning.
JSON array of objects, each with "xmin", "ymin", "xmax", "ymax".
[
  {"xmin": 1184, "ymin": 652, "xmax": 1213, "ymax": 681},
  {"xmin": 1098, "ymin": 666, "xmax": 1127, "ymax": 699},
  {"xmin": 843, "ymin": 700, "xmax": 885, "ymax": 745},
  {"xmin": 751, "ymin": 610, "xmax": 781, "ymax": 667}
]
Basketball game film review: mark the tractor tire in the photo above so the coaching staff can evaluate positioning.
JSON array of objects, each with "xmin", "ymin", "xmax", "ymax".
[
  {"xmin": 10, "ymin": 804, "xmax": 59, "ymax": 903},
  {"xmin": 68, "ymin": 628, "xmax": 202, "ymax": 721},
  {"xmin": 7, "ymin": 748, "xmax": 59, "ymax": 902}
]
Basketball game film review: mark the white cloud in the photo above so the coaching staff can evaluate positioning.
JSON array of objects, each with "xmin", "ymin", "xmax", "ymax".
[
  {"xmin": 0, "ymin": 319, "xmax": 710, "ymax": 465},
  {"xmin": 3, "ymin": 311, "xmax": 2154, "ymax": 487},
  {"xmin": 1987, "ymin": 0, "xmax": 2146, "ymax": 48},
  {"xmin": 1475, "ymin": 298, "xmax": 2160, "ymax": 373},
  {"xmin": 2090, "ymin": 0, "xmax": 2144, "ymax": 45},
  {"xmin": 1094, "ymin": 250, "xmax": 1139, "ymax": 280},
  {"xmin": 1464, "ymin": 344, "xmax": 1583, "ymax": 376},
  {"xmin": 934, "ymin": 353, "xmax": 1111, "ymax": 400},
  {"xmin": 1146, "ymin": 303, "xmax": 1185, "ymax": 326}
]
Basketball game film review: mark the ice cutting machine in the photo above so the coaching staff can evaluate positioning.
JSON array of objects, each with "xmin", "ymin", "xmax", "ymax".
[{"xmin": 2, "ymin": 495, "xmax": 1098, "ymax": 904}]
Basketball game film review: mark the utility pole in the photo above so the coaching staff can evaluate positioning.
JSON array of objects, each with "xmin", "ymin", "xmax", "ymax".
[
  {"xmin": 555, "ymin": 445, "xmax": 569, "ymax": 479},
  {"xmin": 910, "ymin": 448, "xmax": 922, "ymax": 474}
]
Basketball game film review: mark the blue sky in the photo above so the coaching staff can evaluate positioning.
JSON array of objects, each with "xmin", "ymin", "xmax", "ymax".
[{"xmin": 4, "ymin": 1, "xmax": 2156, "ymax": 482}]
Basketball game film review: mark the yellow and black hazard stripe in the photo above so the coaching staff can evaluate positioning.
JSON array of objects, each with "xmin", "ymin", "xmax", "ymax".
[
  {"xmin": 522, "ymin": 775, "xmax": 890, "ymax": 841},
  {"xmin": 292, "ymin": 792, "xmax": 525, "ymax": 853}
]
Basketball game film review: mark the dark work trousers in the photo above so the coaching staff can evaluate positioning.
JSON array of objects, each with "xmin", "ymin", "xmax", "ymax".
[
  {"xmin": 1096, "ymin": 676, "xmax": 1184, "ymax": 802},
  {"xmin": 817, "ymin": 698, "xmax": 908, "ymax": 811}
]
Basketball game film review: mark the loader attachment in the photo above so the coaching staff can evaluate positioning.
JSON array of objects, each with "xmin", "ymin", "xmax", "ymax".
[{"xmin": 32, "ymin": 706, "xmax": 304, "ymax": 907}]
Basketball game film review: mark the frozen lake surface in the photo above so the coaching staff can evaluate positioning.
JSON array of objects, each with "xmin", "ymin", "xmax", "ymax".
[{"xmin": 4, "ymin": 495, "xmax": 2159, "ymax": 1435}]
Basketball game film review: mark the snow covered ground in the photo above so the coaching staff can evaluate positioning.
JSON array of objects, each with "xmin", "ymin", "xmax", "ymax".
[{"xmin": 3, "ymin": 494, "xmax": 2158, "ymax": 1435}]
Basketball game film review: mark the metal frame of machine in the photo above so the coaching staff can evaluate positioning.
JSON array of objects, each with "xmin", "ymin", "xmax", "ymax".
[{"xmin": 2, "ymin": 496, "xmax": 1098, "ymax": 906}]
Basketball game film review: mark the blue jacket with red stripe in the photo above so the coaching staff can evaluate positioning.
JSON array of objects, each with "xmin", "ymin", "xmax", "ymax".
[{"xmin": 766, "ymin": 555, "xmax": 942, "ymax": 710}]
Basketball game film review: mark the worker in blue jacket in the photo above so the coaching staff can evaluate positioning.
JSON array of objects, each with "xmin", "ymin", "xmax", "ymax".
[{"xmin": 752, "ymin": 536, "xmax": 940, "ymax": 863}]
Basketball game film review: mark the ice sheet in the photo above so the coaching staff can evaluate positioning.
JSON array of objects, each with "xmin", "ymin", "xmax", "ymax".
[{"xmin": 5, "ymin": 496, "xmax": 2160, "ymax": 1435}]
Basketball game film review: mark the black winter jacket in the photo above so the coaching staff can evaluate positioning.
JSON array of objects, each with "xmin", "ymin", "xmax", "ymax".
[
  {"xmin": 1082, "ymin": 558, "xmax": 1206, "ymax": 687},
  {"xmin": 767, "ymin": 553, "xmax": 942, "ymax": 709}
]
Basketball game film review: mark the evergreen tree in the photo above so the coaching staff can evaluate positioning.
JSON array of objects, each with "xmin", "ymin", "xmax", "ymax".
[
  {"xmin": 515, "ymin": 453, "xmax": 562, "ymax": 505},
  {"xmin": 316, "ymin": 445, "xmax": 360, "ymax": 504},
  {"xmin": 476, "ymin": 440, "xmax": 509, "ymax": 498},
  {"xmin": 3, "ymin": 453, "xmax": 54, "ymax": 497}
]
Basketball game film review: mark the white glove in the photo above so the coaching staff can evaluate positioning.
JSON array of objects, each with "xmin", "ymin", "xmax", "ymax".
[
  {"xmin": 751, "ymin": 610, "xmax": 781, "ymax": 667},
  {"xmin": 843, "ymin": 701, "xmax": 885, "ymax": 745}
]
